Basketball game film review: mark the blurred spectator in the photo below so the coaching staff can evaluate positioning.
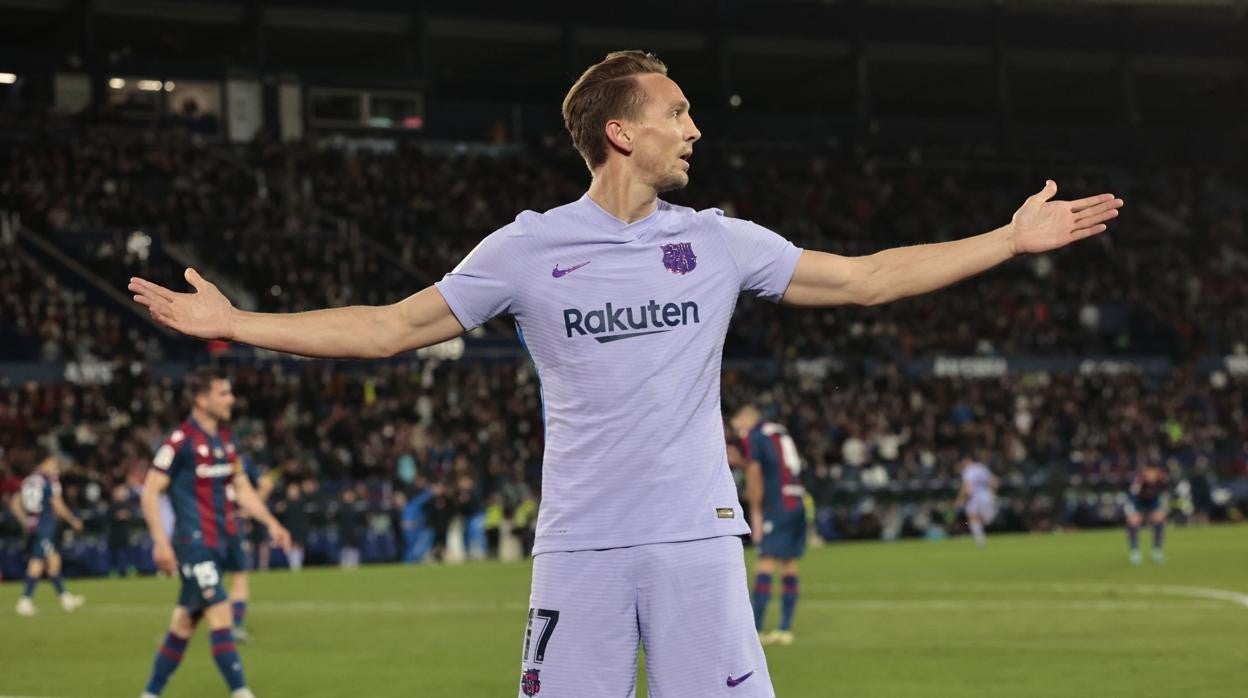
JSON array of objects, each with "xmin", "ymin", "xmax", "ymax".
[
  {"xmin": 105, "ymin": 484, "xmax": 138, "ymax": 576},
  {"xmin": 336, "ymin": 487, "xmax": 364, "ymax": 569},
  {"xmin": 423, "ymin": 481, "xmax": 454, "ymax": 562},
  {"xmin": 273, "ymin": 482, "xmax": 307, "ymax": 572}
]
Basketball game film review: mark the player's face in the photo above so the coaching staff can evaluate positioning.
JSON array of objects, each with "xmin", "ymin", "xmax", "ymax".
[
  {"xmin": 627, "ymin": 73, "xmax": 701, "ymax": 193},
  {"xmin": 197, "ymin": 379, "xmax": 235, "ymax": 421},
  {"xmin": 730, "ymin": 410, "xmax": 758, "ymax": 439},
  {"xmin": 730, "ymin": 414, "xmax": 750, "ymax": 438}
]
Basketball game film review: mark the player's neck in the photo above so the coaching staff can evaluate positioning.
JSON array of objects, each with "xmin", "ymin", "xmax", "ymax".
[
  {"xmin": 191, "ymin": 409, "xmax": 219, "ymax": 436},
  {"xmin": 586, "ymin": 167, "xmax": 658, "ymax": 224}
]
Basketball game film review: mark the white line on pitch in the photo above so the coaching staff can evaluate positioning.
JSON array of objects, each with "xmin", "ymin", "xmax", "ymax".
[
  {"xmin": 86, "ymin": 600, "xmax": 531, "ymax": 614},
  {"xmin": 801, "ymin": 599, "xmax": 1225, "ymax": 611},
  {"xmin": 805, "ymin": 582, "xmax": 1248, "ymax": 608},
  {"xmin": 81, "ymin": 598, "xmax": 1228, "ymax": 614}
]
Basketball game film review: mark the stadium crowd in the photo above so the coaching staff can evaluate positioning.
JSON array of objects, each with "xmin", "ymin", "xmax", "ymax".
[
  {"xmin": 1, "ymin": 355, "xmax": 1244, "ymax": 576},
  {"xmin": 0, "ymin": 235, "xmax": 162, "ymax": 362},
  {"xmin": 1, "ymin": 128, "xmax": 1246, "ymax": 575},
  {"xmin": 2, "ymin": 130, "xmax": 1245, "ymax": 362}
]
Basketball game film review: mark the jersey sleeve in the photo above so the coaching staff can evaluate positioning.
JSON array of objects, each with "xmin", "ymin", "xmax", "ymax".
[
  {"xmin": 224, "ymin": 438, "xmax": 247, "ymax": 479},
  {"xmin": 717, "ymin": 214, "xmax": 803, "ymax": 302},
  {"xmin": 152, "ymin": 429, "xmax": 187, "ymax": 476},
  {"xmin": 747, "ymin": 430, "xmax": 773, "ymax": 466},
  {"xmin": 241, "ymin": 454, "xmax": 260, "ymax": 483},
  {"xmin": 434, "ymin": 223, "xmax": 523, "ymax": 331}
]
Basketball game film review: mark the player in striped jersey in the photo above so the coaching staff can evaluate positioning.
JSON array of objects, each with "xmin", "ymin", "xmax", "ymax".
[
  {"xmin": 11, "ymin": 448, "xmax": 85, "ymax": 617},
  {"xmin": 1126, "ymin": 464, "xmax": 1169, "ymax": 565},
  {"xmin": 139, "ymin": 368, "xmax": 290, "ymax": 698},
  {"xmin": 732, "ymin": 405, "xmax": 806, "ymax": 647}
]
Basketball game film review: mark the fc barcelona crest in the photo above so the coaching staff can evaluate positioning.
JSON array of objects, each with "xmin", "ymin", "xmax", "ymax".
[
  {"xmin": 660, "ymin": 242, "xmax": 697, "ymax": 275},
  {"xmin": 521, "ymin": 668, "xmax": 541, "ymax": 696}
]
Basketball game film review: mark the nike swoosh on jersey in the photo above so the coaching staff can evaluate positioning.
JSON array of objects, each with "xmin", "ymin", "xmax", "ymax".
[
  {"xmin": 726, "ymin": 670, "xmax": 756, "ymax": 687},
  {"xmin": 552, "ymin": 261, "xmax": 590, "ymax": 278}
]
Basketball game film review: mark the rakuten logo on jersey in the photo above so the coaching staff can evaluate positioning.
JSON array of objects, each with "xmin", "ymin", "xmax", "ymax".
[
  {"xmin": 563, "ymin": 300, "xmax": 700, "ymax": 343},
  {"xmin": 195, "ymin": 463, "xmax": 235, "ymax": 479}
]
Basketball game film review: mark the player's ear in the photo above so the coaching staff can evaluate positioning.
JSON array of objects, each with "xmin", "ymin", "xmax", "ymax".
[{"xmin": 605, "ymin": 119, "xmax": 633, "ymax": 156}]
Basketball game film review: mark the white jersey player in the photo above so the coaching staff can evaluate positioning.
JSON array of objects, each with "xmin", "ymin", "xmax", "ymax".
[
  {"xmin": 955, "ymin": 456, "xmax": 998, "ymax": 547},
  {"xmin": 128, "ymin": 49, "xmax": 1123, "ymax": 697}
]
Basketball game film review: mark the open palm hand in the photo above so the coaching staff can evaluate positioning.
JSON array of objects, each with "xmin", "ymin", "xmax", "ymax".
[
  {"xmin": 128, "ymin": 268, "xmax": 235, "ymax": 340},
  {"xmin": 1010, "ymin": 180, "xmax": 1124, "ymax": 255}
]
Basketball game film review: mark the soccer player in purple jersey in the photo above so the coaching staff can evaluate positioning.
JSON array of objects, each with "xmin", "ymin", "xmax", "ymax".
[
  {"xmin": 139, "ymin": 368, "xmax": 291, "ymax": 698},
  {"xmin": 954, "ymin": 455, "xmax": 999, "ymax": 548},
  {"xmin": 11, "ymin": 449, "xmax": 85, "ymax": 617},
  {"xmin": 129, "ymin": 51, "xmax": 1123, "ymax": 696}
]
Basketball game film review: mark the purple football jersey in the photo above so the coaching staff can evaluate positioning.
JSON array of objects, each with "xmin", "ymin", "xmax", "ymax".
[
  {"xmin": 436, "ymin": 194, "xmax": 802, "ymax": 554},
  {"xmin": 963, "ymin": 462, "xmax": 993, "ymax": 497}
]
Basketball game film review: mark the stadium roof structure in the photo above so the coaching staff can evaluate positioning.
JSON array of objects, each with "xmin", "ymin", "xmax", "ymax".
[{"xmin": 0, "ymin": 0, "xmax": 1243, "ymax": 127}]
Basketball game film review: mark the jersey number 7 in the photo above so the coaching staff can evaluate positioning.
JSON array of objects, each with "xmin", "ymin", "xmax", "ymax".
[{"xmin": 522, "ymin": 608, "xmax": 560, "ymax": 664}]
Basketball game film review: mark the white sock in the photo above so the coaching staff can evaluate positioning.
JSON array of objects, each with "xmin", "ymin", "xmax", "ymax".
[{"xmin": 969, "ymin": 520, "xmax": 986, "ymax": 547}]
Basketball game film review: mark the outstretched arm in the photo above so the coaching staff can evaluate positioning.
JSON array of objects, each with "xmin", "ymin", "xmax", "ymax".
[
  {"xmin": 129, "ymin": 270, "xmax": 465, "ymax": 359},
  {"xmin": 782, "ymin": 181, "xmax": 1123, "ymax": 307}
]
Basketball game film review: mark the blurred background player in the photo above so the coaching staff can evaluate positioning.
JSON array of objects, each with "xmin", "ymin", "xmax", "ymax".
[
  {"xmin": 955, "ymin": 455, "xmax": 998, "ymax": 548},
  {"xmin": 226, "ymin": 454, "xmax": 275, "ymax": 642},
  {"xmin": 106, "ymin": 483, "xmax": 140, "ymax": 578},
  {"xmin": 732, "ymin": 404, "xmax": 806, "ymax": 647},
  {"xmin": 153, "ymin": 426, "xmax": 276, "ymax": 639},
  {"xmin": 273, "ymin": 481, "xmax": 309, "ymax": 572},
  {"xmin": 11, "ymin": 448, "xmax": 85, "ymax": 616},
  {"xmin": 1126, "ymin": 463, "xmax": 1170, "ymax": 565},
  {"xmin": 139, "ymin": 367, "xmax": 291, "ymax": 698}
]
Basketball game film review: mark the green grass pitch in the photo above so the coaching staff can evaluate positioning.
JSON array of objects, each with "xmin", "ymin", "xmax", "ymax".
[{"xmin": 3, "ymin": 525, "xmax": 1245, "ymax": 697}]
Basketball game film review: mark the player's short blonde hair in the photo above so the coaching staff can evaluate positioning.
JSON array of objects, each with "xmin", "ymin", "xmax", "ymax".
[{"xmin": 562, "ymin": 50, "xmax": 669, "ymax": 170}]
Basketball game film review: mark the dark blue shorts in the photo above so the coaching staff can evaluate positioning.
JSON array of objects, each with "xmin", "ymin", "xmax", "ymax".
[
  {"xmin": 1128, "ymin": 495, "xmax": 1167, "ymax": 517},
  {"xmin": 174, "ymin": 544, "xmax": 229, "ymax": 610},
  {"xmin": 222, "ymin": 535, "xmax": 250, "ymax": 573},
  {"xmin": 760, "ymin": 511, "xmax": 807, "ymax": 560},
  {"xmin": 25, "ymin": 534, "xmax": 57, "ymax": 561}
]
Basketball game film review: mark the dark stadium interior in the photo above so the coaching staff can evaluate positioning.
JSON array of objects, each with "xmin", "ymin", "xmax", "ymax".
[
  {"xmin": 0, "ymin": 0, "xmax": 1245, "ymax": 584},
  {"xmin": 1, "ymin": 2, "xmax": 1246, "ymax": 696}
]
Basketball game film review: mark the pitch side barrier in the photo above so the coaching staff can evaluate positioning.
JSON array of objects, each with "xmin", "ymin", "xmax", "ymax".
[
  {"xmin": 894, "ymin": 355, "xmax": 1246, "ymax": 379},
  {"xmin": 5, "ymin": 353, "xmax": 1247, "ymax": 386}
]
